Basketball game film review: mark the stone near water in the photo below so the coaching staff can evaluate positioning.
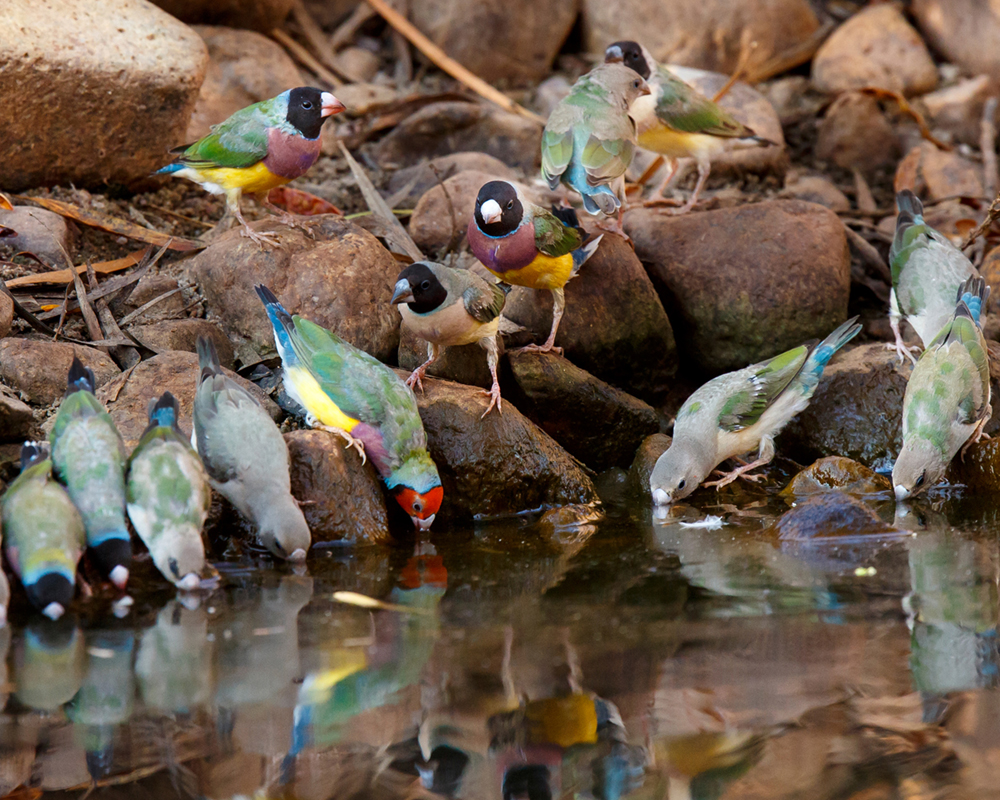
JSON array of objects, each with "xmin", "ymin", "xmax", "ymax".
[
  {"xmin": 782, "ymin": 457, "xmax": 891, "ymax": 498},
  {"xmin": 774, "ymin": 493, "xmax": 896, "ymax": 540},
  {"xmin": 0, "ymin": 339, "xmax": 120, "ymax": 406},
  {"xmin": 398, "ymin": 325, "xmax": 493, "ymax": 390},
  {"xmin": 0, "ymin": 389, "xmax": 36, "ymax": 444},
  {"xmin": 912, "ymin": 0, "xmax": 1000, "ymax": 86},
  {"xmin": 894, "ymin": 142, "xmax": 984, "ymax": 203},
  {"xmin": 780, "ymin": 174, "xmax": 851, "ymax": 213},
  {"xmin": 920, "ymin": 75, "xmax": 996, "ymax": 147},
  {"xmin": 626, "ymin": 433, "xmax": 672, "ymax": 499}
]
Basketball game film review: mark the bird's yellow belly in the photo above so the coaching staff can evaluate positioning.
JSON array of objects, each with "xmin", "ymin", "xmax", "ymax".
[
  {"xmin": 638, "ymin": 125, "xmax": 723, "ymax": 161},
  {"xmin": 285, "ymin": 366, "xmax": 359, "ymax": 431},
  {"xmin": 489, "ymin": 252, "xmax": 574, "ymax": 291},
  {"xmin": 191, "ymin": 161, "xmax": 291, "ymax": 195}
]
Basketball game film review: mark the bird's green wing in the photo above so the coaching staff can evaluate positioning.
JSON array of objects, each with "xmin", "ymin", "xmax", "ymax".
[
  {"xmin": 930, "ymin": 313, "xmax": 991, "ymax": 415},
  {"xmin": 462, "ymin": 282, "xmax": 506, "ymax": 324},
  {"xmin": 532, "ymin": 207, "xmax": 583, "ymax": 257},
  {"xmin": 654, "ymin": 66, "xmax": 754, "ymax": 138},
  {"xmin": 717, "ymin": 345, "xmax": 809, "ymax": 432},
  {"xmin": 175, "ymin": 100, "xmax": 276, "ymax": 169},
  {"xmin": 581, "ymin": 130, "xmax": 635, "ymax": 184},
  {"xmin": 50, "ymin": 390, "xmax": 110, "ymax": 444},
  {"xmin": 541, "ymin": 127, "xmax": 574, "ymax": 186}
]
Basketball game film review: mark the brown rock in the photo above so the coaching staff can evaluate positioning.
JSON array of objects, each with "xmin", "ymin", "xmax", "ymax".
[
  {"xmin": 507, "ymin": 351, "xmax": 660, "ymax": 470},
  {"xmin": 894, "ymin": 142, "xmax": 984, "ymax": 203},
  {"xmin": 581, "ymin": 0, "xmax": 821, "ymax": 81},
  {"xmin": 921, "ymin": 75, "xmax": 997, "ymax": 146},
  {"xmin": 150, "ymin": 0, "xmax": 293, "ymax": 32},
  {"xmin": 625, "ymin": 433, "xmax": 672, "ymax": 498},
  {"xmin": 386, "ymin": 152, "xmax": 518, "ymax": 209},
  {"xmin": 0, "ymin": 0, "xmax": 208, "ymax": 191},
  {"xmin": 0, "ymin": 387, "xmax": 36, "ymax": 443},
  {"xmin": 334, "ymin": 46, "xmax": 380, "ymax": 83},
  {"xmin": 503, "ymin": 234, "xmax": 678, "ymax": 400},
  {"xmin": 128, "ymin": 319, "xmax": 235, "ymax": 368},
  {"xmin": 375, "ymin": 102, "xmax": 543, "ymax": 171},
  {"xmin": 816, "ymin": 93, "xmax": 900, "ymax": 174},
  {"xmin": 912, "ymin": 0, "xmax": 1000, "ymax": 85},
  {"xmin": 812, "ymin": 4, "xmax": 937, "ymax": 96},
  {"xmin": 407, "ymin": 374, "xmax": 598, "ymax": 522},
  {"xmin": 780, "ymin": 174, "xmax": 851, "ymax": 212},
  {"xmin": 188, "ymin": 215, "xmax": 402, "ymax": 362},
  {"xmin": 0, "ymin": 294, "xmax": 12, "ymax": 340},
  {"xmin": 981, "ymin": 244, "xmax": 1000, "ymax": 300},
  {"xmin": 0, "ymin": 207, "xmax": 75, "ymax": 267},
  {"xmin": 284, "ymin": 430, "xmax": 390, "ymax": 545},
  {"xmin": 186, "ymin": 26, "xmax": 303, "ymax": 141},
  {"xmin": 411, "ymin": 0, "xmax": 578, "ymax": 83},
  {"xmin": 123, "ymin": 275, "xmax": 187, "ymax": 321},
  {"xmin": 774, "ymin": 493, "xmax": 896, "ymax": 540},
  {"xmin": 101, "ymin": 350, "xmax": 279, "ymax": 448},
  {"xmin": 0, "ymin": 339, "xmax": 119, "ymax": 406},
  {"xmin": 626, "ymin": 200, "xmax": 850, "ymax": 375},
  {"xmin": 782, "ymin": 456, "xmax": 891, "ymax": 497}
]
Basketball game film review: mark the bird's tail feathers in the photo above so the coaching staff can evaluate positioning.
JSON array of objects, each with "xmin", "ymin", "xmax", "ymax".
[
  {"xmin": 65, "ymin": 355, "xmax": 96, "ymax": 396},
  {"xmin": 572, "ymin": 235, "xmax": 604, "ymax": 274},
  {"xmin": 147, "ymin": 392, "xmax": 180, "ymax": 431},
  {"xmin": 19, "ymin": 441, "xmax": 48, "ymax": 471},
  {"xmin": 896, "ymin": 189, "xmax": 924, "ymax": 221},
  {"xmin": 154, "ymin": 162, "xmax": 184, "ymax": 175},
  {"xmin": 550, "ymin": 204, "xmax": 582, "ymax": 232},
  {"xmin": 255, "ymin": 284, "xmax": 297, "ymax": 357},
  {"xmin": 196, "ymin": 336, "xmax": 223, "ymax": 381},
  {"xmin": 956, "ymin": 276, "xmax": 989, "ymax": 326},
  {"xmin": 806, "ymin": 316, "xmax": 862, "ymax": 375}
]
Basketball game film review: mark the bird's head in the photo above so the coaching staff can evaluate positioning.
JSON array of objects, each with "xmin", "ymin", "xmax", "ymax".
[
  {"xmin": 258, "ymin": 500, "xmax": 311, "ymax": 563},
  {"xmin": 392, "ymin": 262, "xmax": 448, "ymax": 314},
  {"xmin": 650, "ymin": 441, "xmax": 706, "ymax": 507},
  {"xmin": 388, "ymin": 451, "xmax": 443, "ymax": 531},
  {"xmin": 25, "ymin": 570, "xmax": 74, "ymax": 620},
  {"xmin": 89, "ymin": 535, "xmax": 132, "ymax": 590},
  {"xmin": 285, "ymin": 86, "xmax": 346, "ymax": 139},
  {"xmin": 146, "ymin": 392, "xmax": 180, "ymax": 432},
  {"xmin": 150, "ymin": 530, "xmax": 205, "ymax": 591},
  {"xmin": 604, "ymin": 40, "xmax": 652, "ymax": 80},
  {"xmin": 892, "ymin": 437, "xmax": 945, "ymax": 501},
  {"xmin": 474, "ymin": 180, "xmax": 524, "ymax": 236}
]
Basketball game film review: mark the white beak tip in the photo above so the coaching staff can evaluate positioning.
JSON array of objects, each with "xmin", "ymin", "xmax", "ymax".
[
  {"xmin": 894, "ymin": 484, "xmax": 910, "ymax": 501},
  {"xmin": 42, "ymin": 602, "xmax": 65, "ymax": 621},
  {"xmin": 413, "ymin": 513, "xmax": 436, "ymax": 531},
  {"xmin": 480, "ymin": 198, "xmax": 503, "ymax": 225},
  {"xmin": 177, "ymin": 573, "xmax": 201, "ymax": 592},
  {"xmin": 652, "ymin": 488, "xmax": 671, "ymax": 507},
  {"xmin": 289, "ymin": 548, "xmax": 307, "ymax": 563},
  {"xmin": 109, "ymin": 565, "xmax": 129, "ymax": 589},
  {"xmin": 320, "ymin": 92, "xmax": 346, "ymax": 117}
]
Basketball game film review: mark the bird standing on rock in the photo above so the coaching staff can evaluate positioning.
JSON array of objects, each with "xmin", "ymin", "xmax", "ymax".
[
  {"xmin": 605, "ymin": 40, "xmax": 771, "ymax": 214},
  {"xmin": 256, "ymin": 285, "xmax": 443, "ymax": 530},
  {"xmin": 889, "ymin": 189, "xmax": 980, "ymax": 364},
  {"xmin": 893, "ymin": 278, "xmax": 991, "ymax": 500},
  {"xmin": 392, "ymin": 262, "xmax": 507, "ymax": 416},
  {"xmin": 650, "ymin": 317, "xmax": 862, "ymax": 506},
  {"xmin": 126, "ymin": 393, "xmax": 211, "ymax": 590},
  {"xmin": 156, "ymin": 87, "xmax": 346, "ymax": 248},
  {"xmin": 49, "ymin": 357, "xmax": 130, "ymax": 590},
  {"xmin": 541, "ymin": 63, "xmax": 650, "ymax": 233},
  {"xmin": 192, "ymin": 336, "xmax": 311, "ymax": 561},
  {"xmin": 2, "ymin": 443, "xmax": 86, "ymax": 620},
  {"xmin": 469, "ymin": 181, "xmax": 601, "ymax": 354}
]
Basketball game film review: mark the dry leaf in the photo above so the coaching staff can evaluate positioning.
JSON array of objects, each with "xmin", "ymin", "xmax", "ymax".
[
  {"xmin": 267, "ymin": 186, "xmax": 342, "ymax": 216},
  {"xmin": 5, "ymin": 248, "xmax": 146, "ymax": 288},
  {"xmin": 0, "ymin": 192, "xmax": 13, "ymax": 211}
]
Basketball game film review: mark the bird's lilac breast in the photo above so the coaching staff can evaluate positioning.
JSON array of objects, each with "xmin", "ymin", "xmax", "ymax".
[
  {"xmin": 467, "ymin": 220, "xmax": 537, "ymax": 274},
  {"xmin": 263, "ymin": 128, "xmax": 322, "ymax": 179}
]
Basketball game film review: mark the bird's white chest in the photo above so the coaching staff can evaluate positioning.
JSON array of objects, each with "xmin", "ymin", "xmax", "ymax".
[{"xmin": 399, "ymin": 302, "xmax": 495, "ymax": 347}]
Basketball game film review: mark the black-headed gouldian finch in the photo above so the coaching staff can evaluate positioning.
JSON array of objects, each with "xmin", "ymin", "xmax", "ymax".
[
  {"xmin": 2, "ymin": 442, "xmax": 86, "ymax": 620},
  {"xmin": 469, "ymin": 180, "xmax": 602, "ymax": 354},
  {"xmin": 126, "ymin": 393, "xmax": 211, "ymax": 590},
  {"xmin": 50, "ymin": 357, "xmax": 130, "ymax": 590},
  {"xmin": 391, "ymin": 261, "xmax": 507, "ymax": 416},
  {"xmin": 157, "ymin": 87, "xmax": 346, "ymax": 248},
  {"xmin": 605, "ymin": 40, "xmax": 770, "ymax": 214},
  {"xmin": 651, "ymin": 318, "xmax": 861, "ymax": 506},
  {"xmin": 893, "ymin": 278, "xmax": 991, "ymax": 500},
  {"xmin": 889, "ymin": 189, "xmax": 980, "ymax": 364},
  {"xmin": 192, "ymin": 336, "xmax": 311, "ymax": 561},
  {"xmin": 256, "ymin": 285, "xmax": 443, "ymax": 530},
  {"xmin": 541, "ymin": 63, "xmax": 650, "ymax": 233}
]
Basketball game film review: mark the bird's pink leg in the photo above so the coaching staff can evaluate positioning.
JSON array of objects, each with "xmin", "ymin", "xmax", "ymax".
[
  {"xmin": 480, "ymin": 336, "xmax": 502, "ymax": 417},
  {"xmin": 518, "ymin": 288, "xmax": 565, "ymax": 355},
  {"xmin": 641, "ymin": 158, "xmax": 681, "ymax": 207},
  {"xmin": 664, "ymin": 159, "xmax": 710, "ymax": 215},
  {"xmin": 231, "ymin": 194, "xmax": 280, "ymax": 249},
  {"xmin": 887, "ymin": 314, "xmax": 920, "ymax": 365},
  {"xmin": 704, "ymin": 438, "xmax": 776, "ymax": 489},
  {"xmin": 406, "ymin": 343, "xmax": 440, "ymax": 393}
]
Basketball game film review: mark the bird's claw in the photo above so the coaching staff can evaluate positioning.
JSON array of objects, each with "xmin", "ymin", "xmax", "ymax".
[
  {"xmin": 516, "ymin": 342, "xmax": 563, "ymax": 356},
  {"xmin": 886, "ymin": 340, "xmax": 919, "ymax": 366},
  {"xmin": 240, "ymin": 226, "xmax": 281, "ymax": 249},
  {"xmin": 480, "ymin": 384, "xmax": 503, "ymax": 418},
  {"xmin": 317, "ymin": 424, "xmax": 367, "ymax": 465},
  {"xmin": 405, "ymin": 368, "xmax": 427, "ymax": 393}
]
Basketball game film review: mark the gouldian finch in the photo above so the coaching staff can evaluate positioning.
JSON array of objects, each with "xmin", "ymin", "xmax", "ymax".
[
  {"xmin": 606, "ymin": 41, "xmax": 770, "ymax": 214},
  {"xmin": 469, "ymin": 180, "xmax": 602, "ymax": 354},
  {"xmin": 156, "ymin": 87, "xmax": 346, "ymax": 248},
  {"xmin": 889, "ymin": 189, "xmax": 980, "ymax": 364},
  {"xmin": 2, "ymin": 443, "xmax": 86, "ymax": 620},
  {"xmin": 255, "ymin": 285, "xmax": 443, "ymax": 530},
  {"xmin": 893, "ymin": 277, "xmax": 991, "ymax": 500},
  {"xmin": 50, "ymin": 356, "xmax": 130, "ymax": 589},
  {"xmin": 391, "ymin": 261, "xmax": 507, "ymax": 415},
  {"xmin": 651, "ymin": 317, "xmax": 862, "ymax": 506},
  {"xmin": 192, "ymin": 336, "xmax": 311, "ymax": 561},
  {"xmin": 541, "ymin": 63, "xmax": 650, "ymax": 229},
  {"xmin": 126, "ymin": 393, "xmax": 211, "ymax": 590}
]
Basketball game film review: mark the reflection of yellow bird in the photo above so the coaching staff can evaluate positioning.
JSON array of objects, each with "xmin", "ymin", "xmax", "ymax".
[
  {"xmin": 655, "ymin": 731, "xmax": 765, "ymax": 800},
  {"xmin": 490, "ymin": 693, "xmax": 600, "ymax": 751},
  {"xmin": 298, "ymin": 648, "xmax": 368, "ymax": 705}
]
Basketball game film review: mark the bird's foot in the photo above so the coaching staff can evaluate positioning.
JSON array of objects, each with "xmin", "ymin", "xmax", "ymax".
[
  {"xmin": 704, "ymin": 461, "xmax": 768, "ymax": 489},
  {"xmin": 886, "ymin": 340, "xmax": 920, "ymax": 366},
  {"xmin": 516, "ymin": 342, "xmax": 563, "ymax": 356},
  {"xmin": 405, "ymin": 367, "xmax": 427, "ymax": 393},
  {"xmin": 277, "ymin": 212, "xmax": 316, "ymax": 237},
  {"xmin": 239, "ymin": 225, "xmax": 281, "ymax": 249},
  {"xmin": 480, "ymin": 382, "xmax": 502, "ymax": 418},
  {"xmin": 593, "ymin": 216, "xmax": 631, "ymax": 242},
  {"xmin": 317, "ymin": 424, "xmax": 367, "ymax": 465}
]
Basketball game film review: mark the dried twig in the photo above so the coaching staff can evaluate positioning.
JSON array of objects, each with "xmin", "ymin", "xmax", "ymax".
[
  {"xmin": 852, "ymin": 168, "xmax": 877, "ymax": 215},
  {"xmin": 961, "ymin": 191, "xmax": 1000, "ymax": 251},
  {"xmin": 87, "ymin": 262, "xmax": 141, "ymax": 369},
  {"xmin": 362, "ymin": 0, "xmax": 544, "ymax": 123},
  {"xmin": 330, "ymin": 2, "xmax": 378, "ymax": 50},
  {"xmin": 712, "ymin": 28, "xmax": 757, "ymax": 103},
  {"xmin": 118, "ymin": 288, "xmax": 183, "ymax": 327},
  {"xmin": 71, "ymin": 266, "xmax": 103, "ymax": 343},
  {"xmin": 981, "ymin": 97, "xmax": 999, "ymax": 201},
  {"xmin": 5, "ymin": 248, "xmax": 147, "ymax": 288},
  {"xmin": 858, "ymin": 87, "xmax": 950, "ymax": 151},
  {"xmin": 844, "ymin": 223, "xmax": 892, "ymax": 286},
  {"xmin": 271, "ymin": 27, "xmax": 345, "ymax": 88}
]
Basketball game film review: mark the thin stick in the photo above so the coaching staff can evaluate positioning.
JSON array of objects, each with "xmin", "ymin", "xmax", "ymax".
[
  {"xmin": 330, "ymin": 3, "xmax": 377, "ymax": 51},
  {"xmin": 843, "ymin": 223, "xmax": 891, "ymax": 285},
  {"xmin": 362, "ymin": 0, "xmax": 544, "ymax": 123},
  {"xmin": 981, "ymin": 97, "xmax": 999, "ymax": 201},
  {"xmin": 712, "ymin": 29, "xmax": 757, "ymax": 103},
  {"xmin": 290, "ymin": 0, "xmax": 363, "ymax": 83},
  {"xmin": 961, "ymin": 190, "xmax": 1000, "ymax": 251},
  {"xmin": 271, "ymin": 27, "xmax": 345, "ymax": 88},
  {"xmin": 852, "ymin": 168, "xmax": 878, "ymax": 215},
  {"xmin": 71, "ymin": 266, "xmax": 103, "ymax": 343},
  {"xmin": 859, "ymin": 87, "xmax": 951, "ymax": 151}
]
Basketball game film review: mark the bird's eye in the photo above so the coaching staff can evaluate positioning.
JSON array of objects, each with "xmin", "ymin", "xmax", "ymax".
[
  {"xmin": 915, "ymin": 472, "xmax": 926, "ymax": 488},
  {"xmin": 420, "ymin": 280, "xmax": 431, "ymax": 290},
  {"xmin": 413, "ymin": 501, "xmax": 423, "ymax": 513},
  {"xmin": 506, "ymin": 201, "xmax": 513, "ymax": 210},
  {"xmin": 678, "ymin": 479, "xmax": 686, "ymax": 490},
  {"xmin": 633, "ymin": 79, "xmax": 642, "ymax": 89},
  {"xmin": 302, "ymin": 101, "xmax": 313, "ymax": 109}
]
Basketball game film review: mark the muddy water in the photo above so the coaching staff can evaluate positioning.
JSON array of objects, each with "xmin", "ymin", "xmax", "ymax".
[{"xmin": 2, "ymin": 481, "xmax": 999, "ymax": 799}]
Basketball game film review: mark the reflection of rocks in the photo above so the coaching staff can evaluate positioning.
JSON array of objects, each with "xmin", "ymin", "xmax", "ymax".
[
  {"xmin": 0, "ymin": 339, "xmax": 120, "ymax": 406},
  {"xmin": 782, "ymin": 457, "xmax": 891, "ymax": 498},
  {"xmin": 773, "ymin": 493, "xmax": 895, "ymax": 540}
]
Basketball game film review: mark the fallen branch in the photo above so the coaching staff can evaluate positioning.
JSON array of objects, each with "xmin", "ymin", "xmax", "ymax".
[
  {"xmin": 858, "ymin": 87, "xmax": 950, "ymax": 151},
  {"xmin": 982, "ymin": 97, "xmax": 999, "ymax": 201},
  {"xmin": 5, "ymin": 248, "xmax": 147, "ymax": 288},
  {"xmin": 271, "ymin": 27, "xmax": 345, "ymax": 88},
  {"xmin": 88, "ymin": 262, "xmax": 141, "ymax": 369},
  {"xmin": 362, "ymin": 0, "xmax": 544, "ymax": 124},
  {"xmin": 712, "ymin": 28, "xmax": 757, "ymax": 103},
  {"xmin": 961, "ymin": 190, "xmax": 1000, "ymax": 251},
  {"xmin": 290, "ymin": 0, "xmax": 361, "ymax": 82}
]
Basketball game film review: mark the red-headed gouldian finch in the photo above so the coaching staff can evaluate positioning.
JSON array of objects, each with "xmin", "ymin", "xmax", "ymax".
[{"xmin": 157, "ymin": 87, "xmax": 346, "ymax": 248}]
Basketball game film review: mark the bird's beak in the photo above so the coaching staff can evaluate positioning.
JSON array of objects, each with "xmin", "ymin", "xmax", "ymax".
[
  {"xmin": 321, "ymin": 92, "xmax": 347, "ymax": 117},
  {"xmin": 42, "ymin": 602, "xmax": 65, "ymax": 621},
  {"xmin": 480, "ymin": 198, "xmax": 503, "ymax": 225},
  {"xmin": 894, "ymin": 484, "xmax": 910, "ymax": 501},
  {"xmin": 640, "ymin": 80, "xmax": 652, "ymax": 96},
  {"xmin": 652, "ymin": 487, "xmax": 672, "ymax": 507},
  {"xmin": 605, "ymin": 45, "xmax": 623, "ymax": 63},
  {"xmin": 392, "ymin": 279, "xmax": 415, "ymax": 304},
  {"xmin": 109, "ymin": 565, "xmax": 129, "ymax": 590},
  {"xmin": 288, "ymin": 548, "xmax": 307, "ymax": 563},
  {"xmin": 412, "ymin": 513, "xmax": 436, "ymax": 531},
  {"xmin": 177, "ymin": 573, "xmax": 200, "ymax": 592}
]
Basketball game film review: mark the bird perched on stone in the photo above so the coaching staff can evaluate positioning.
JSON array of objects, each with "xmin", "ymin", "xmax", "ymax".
[
  {"xmin": 605, "ymin": 40, "xmax": 770, "ymax": 214},
  {"xmin": 650, "ymin": 318, "xmax": 862, "ymax": 506},
  {"xmin": 469, "ymin": 181, "xmax": 602, "ymax": 355},
  {"xmin": 2, "ymin": 443, "xmax": 86, "ymax": 620},
  {"xmin": 893, "ymin": 277, "xmax": 991, "ymax": 500},
  {"xmin": 156, "ymin": 87, "xmax": 346, "ymax": 248},
  {"xmin": 889, "ymin": 189, "xmax": 980, "ymax": 364},
  {"xmin": 541, "ymin": 63, "xmax": 650, "ymax": 231},
  {"xmin": 256, "ymin": 285, "xmax": 443, "ymax": 530},
  {"xmin": 126, "ymin": 393, "xmax": 211, "ymax": 590},
  {"xmin": 49, "ymin": 357, "xmax": 130, "ymax": 590},
  {"xmin": 392, "ymin": 262, "xmax": 507, "ymax": 416},
  {"xmin": 192, "ymin": 336, "xmax": 311, "ymax": 561}
]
